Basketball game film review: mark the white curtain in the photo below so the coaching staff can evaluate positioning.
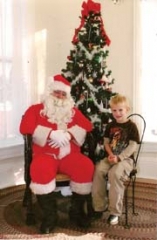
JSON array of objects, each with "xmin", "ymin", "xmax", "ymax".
[
  {"xmin": 133, "ymin": 0, "xmax": 157, "ymax": 142},
  {"xmin": 0, "ymin": 0, "xmax": 37, "ymax": 148}
]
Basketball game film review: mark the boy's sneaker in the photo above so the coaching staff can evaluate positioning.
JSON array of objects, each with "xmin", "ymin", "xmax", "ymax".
[{"xmin": 107, "ymin": 215, "xmax": 119, "ymax": 225}]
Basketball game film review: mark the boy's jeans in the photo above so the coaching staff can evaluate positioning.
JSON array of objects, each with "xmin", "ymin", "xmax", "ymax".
[{"xmin": 92, "ymin": 158, "xmax": 133, "ymax": 216}]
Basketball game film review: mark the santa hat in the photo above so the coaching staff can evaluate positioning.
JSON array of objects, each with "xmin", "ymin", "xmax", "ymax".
[{"xmin": 49, "ymin": 74, "xmax": 71, "ymax": 95}]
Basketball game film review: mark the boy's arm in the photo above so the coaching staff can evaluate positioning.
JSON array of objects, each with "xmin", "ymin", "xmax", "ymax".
[
  {"xmin": 104, "ymin": 137, "xmax": 114, "ymax": 156},
  {"xmin": 118, "ymin": 140, "xmax": 138, "ymax": 161}
]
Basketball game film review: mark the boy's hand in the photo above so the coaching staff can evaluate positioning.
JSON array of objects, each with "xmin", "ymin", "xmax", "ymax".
[{"xmin": 108, "ymin": 155, "xmax": 118, "ymax": 164}]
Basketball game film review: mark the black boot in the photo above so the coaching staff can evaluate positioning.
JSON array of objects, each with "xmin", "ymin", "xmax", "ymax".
[
  {"xmin": 86, "ymin": 193, "xmax": 95, "ymax": 218},
  {"xmin": 86, "ymin": 194, "xmax": 104, "ymax": 220},
  {"xmin": 69, "ymin": 192, "xmax": 91, "ymax": 228},
  {"xmin": 36, "ymin": 192, "xmax": 57, "ymax": 234}
]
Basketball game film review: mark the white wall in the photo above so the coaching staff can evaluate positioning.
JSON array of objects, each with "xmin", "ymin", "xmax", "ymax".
[
  {"xmin": 30, "ymin": 0, "xmax": 134, "ymax": 102},
  {"xmin": 137, "ymin": 142, "xmax": 157, "ymax": 180},
  {"xmin": 0, "ymin": 157, "xmax": 24, "ymax": 189},
  {"xmin": 0, "ymin": 0, "xmax": 156, "ymax": 189}
]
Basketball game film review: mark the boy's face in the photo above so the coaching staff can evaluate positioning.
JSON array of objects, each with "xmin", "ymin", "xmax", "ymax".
[{"xmin": 111, "ymin": 102, "xmax": 129, "ymax": 123}]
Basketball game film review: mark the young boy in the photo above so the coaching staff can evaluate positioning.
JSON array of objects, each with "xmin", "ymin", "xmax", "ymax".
[{"xmin": 92, "ymin": 94, "xmax": 140, "ymax": 225}]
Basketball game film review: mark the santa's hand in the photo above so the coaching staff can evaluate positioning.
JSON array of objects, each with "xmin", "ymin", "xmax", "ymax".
[
  {"xmin": 49, "ymin": 130, "xmax": 71, "ymax": 148},
  {"xmin": 48, "ymin": 140, "xmax": 60, "ymax": 148}
]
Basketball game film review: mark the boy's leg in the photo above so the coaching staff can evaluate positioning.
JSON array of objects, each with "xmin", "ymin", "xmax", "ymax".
[
  {"xmin": 108, "ymin": 159, "xmax": 133, "ymax": 223},
  {"xmin": 92, "ymin": 158, "xmax": 110, "ymax": 213}
]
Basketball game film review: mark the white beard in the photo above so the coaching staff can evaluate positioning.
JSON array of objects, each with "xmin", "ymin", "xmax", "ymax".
[{"xmin": 40, "ymin": 95, "xmax": 75, "ymax": 129}]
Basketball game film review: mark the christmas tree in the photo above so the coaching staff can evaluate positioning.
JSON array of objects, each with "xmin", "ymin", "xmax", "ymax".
[{"xmin": 62, "ymin": 0, "xmax": 116, "ymax": 163}]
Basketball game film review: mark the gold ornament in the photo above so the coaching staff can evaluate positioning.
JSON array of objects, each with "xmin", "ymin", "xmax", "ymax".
[
  {"xmin": 79, "ymin": 62, "xmax": 84, "ymax": 68},
  {"xmin": 89, "ymin": 78, "xmax": 93, "ymax": 83},
  {"xmin": 101, "ymin": 61, "xmax": 106, "ymax": 68}
]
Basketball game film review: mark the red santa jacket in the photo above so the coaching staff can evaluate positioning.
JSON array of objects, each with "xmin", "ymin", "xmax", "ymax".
[{"xmin": 20, "ymin": 103, "xmax": 93, "ymax": 158}]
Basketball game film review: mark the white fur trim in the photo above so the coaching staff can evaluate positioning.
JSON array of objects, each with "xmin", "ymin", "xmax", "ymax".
[
  {"xmin": 33, "ymin": 125, "xmax": 51, "ymax": 146},
  {"xmin": 58, "ymin": 143, "xmax": 71, "ymax": 159},
  {"xmin": 30, "ymin": 178, "xmax": 56, "ymax": 195},
  {"xmin": 68, "ymin": 125, "xmax": 86, "ymax": 146},
  {"xmin": 51, "ymin": 81, "xmax": 70, "ymax": 94},
  {"xmin": 70, "ymin": 181, "xmax": 92, "ymax": 194}
]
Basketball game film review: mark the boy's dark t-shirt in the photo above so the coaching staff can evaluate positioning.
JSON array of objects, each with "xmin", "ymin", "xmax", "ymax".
[{"xmin": 104, "ymin": 119, "xmax": 140, "ymax": 157}]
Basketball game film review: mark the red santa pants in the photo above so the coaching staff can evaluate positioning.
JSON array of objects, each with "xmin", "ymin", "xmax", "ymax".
[{"xmin": 30, "ymin": 152, "xmax": 94, "ymax": 185}]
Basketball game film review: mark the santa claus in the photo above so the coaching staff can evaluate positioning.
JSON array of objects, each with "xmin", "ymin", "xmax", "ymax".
[{"xmin": 20, "ymin": 74, "xmax": 94, "ymax": 233}]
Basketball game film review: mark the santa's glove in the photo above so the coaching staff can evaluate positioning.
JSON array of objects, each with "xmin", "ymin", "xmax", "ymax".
[{"xmin": 49, "ymin": 130, "xmax": 71, "ymax": 148}]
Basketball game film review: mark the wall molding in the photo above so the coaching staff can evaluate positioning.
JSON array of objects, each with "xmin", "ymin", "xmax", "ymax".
[
  {"xmin": 0, "ymin": 141, "xmax": 156, "ymax": 189},
  {"xmin": 141, "ymin": 142, "xmax": 157, "ymax": 153},
  {"xmin": 0, "ymin": 141, "xmax": 156, "ymax": 161},
  {"xmin": 0, "ymin": 144, "xmax": 23, "ymax": 161}
]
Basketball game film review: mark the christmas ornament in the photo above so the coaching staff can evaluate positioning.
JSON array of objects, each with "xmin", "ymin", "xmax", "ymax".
[
  {"xmin": 101, "ymin": 60, "xmax": 106, "ymax": 68},
  {"xmin": 79, "ymin": 62, "xmax": 84, "ymax": 68},
  {"xmin": 92, "ymin": 71, "xmax": 97, "ymax": 78},
  {"xmin": 88, "ymin": 43, "xmax": 93, "ymax": 49},
  {"xmin": 93, "ymin": 45, "xmax": 98, "ymax": 50}
]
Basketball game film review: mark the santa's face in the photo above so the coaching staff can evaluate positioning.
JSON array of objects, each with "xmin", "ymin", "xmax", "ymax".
[
  {"xmin": 41, "ymin": 89, "xmax": 75, "ymax": 127},
  {"xmin": 52, "ymin": 90, "xmax": 67, "ymax": 100},
  {"xmin": 50, "ymin": 90, "xmax": 70, "ymax": 108}
]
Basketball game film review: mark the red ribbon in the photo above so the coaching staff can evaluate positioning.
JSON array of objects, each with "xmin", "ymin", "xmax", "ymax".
[
  {"xmin": 72, "ymin": 0, "xmax": 111, "ymax": 46},
  {"xmin": 81, "ymin": 0, "xmax": 100, "ymax": 17}
]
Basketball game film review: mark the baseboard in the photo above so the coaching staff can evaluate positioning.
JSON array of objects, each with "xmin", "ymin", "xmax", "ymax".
[{"xmin": 136, "ymin": 177, "xmax": 157, "ymax": 184}]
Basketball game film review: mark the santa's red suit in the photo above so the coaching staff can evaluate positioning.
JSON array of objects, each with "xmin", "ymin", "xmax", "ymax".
[
  {"xmin": 20, "ymin": 75, "xmax": 94, "ymax": 196},
  {"xmin": 20, "ymin": 102, "xmax": 94, "ymax": 194},
  {"xmin": 20, "ymin": 75, "xmax": 94, "ymax": 232}
]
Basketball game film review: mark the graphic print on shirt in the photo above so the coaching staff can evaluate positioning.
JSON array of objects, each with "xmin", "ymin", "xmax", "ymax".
[{"xmin": 109, "ymin": 127, "xmax": 128, "ymax": 155}]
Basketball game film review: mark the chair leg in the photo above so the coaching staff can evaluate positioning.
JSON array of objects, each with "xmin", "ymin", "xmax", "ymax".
[
  {"xmin": 124, "ymin": 181, "xmax": 130, "ymax": 228},
  {"xmin": 132, "ymin": 176, "xmax": 138, "ymax": 216},
  {"xmin": 124, "ymin": 176, "xmax": 138, "ymax": 228},
  {"xmin": 23, "ymin": 187, "xmax": 36, "ymax": 225}
]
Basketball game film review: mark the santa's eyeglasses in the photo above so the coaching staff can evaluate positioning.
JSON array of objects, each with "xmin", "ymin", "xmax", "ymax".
[{"xmin": 52, "ymin": 90, "xmax": 67, "ymax": 98}]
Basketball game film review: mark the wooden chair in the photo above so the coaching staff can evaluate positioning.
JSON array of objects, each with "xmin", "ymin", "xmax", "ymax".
[
  {"xmin": 22, "ymin": 134, "xmax": 70, "ymax": 225},
  {"xmin": 123, "ymin": 113, "xmax": 146, "ymax": 227}
]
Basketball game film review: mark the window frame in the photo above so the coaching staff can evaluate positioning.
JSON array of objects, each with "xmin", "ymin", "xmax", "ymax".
[{"xmin": 133, "ymin": 0, "xmax": 157, "ymax": 147}]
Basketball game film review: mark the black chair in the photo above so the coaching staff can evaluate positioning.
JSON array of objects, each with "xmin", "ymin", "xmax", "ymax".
[{"xmin": 123, "ymin": 113, "xmax": 146, "ymax": 228}]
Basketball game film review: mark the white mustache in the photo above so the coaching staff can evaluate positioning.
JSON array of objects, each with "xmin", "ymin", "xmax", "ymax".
[{"xmin": 53, "ymin": 98, "xmax": 65, "ymax": 107}]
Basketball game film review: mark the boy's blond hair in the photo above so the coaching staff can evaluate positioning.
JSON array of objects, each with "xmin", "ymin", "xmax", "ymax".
[{"xmin": 109, "ymin": 94, "xmax": 130, "ymax": 109}]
